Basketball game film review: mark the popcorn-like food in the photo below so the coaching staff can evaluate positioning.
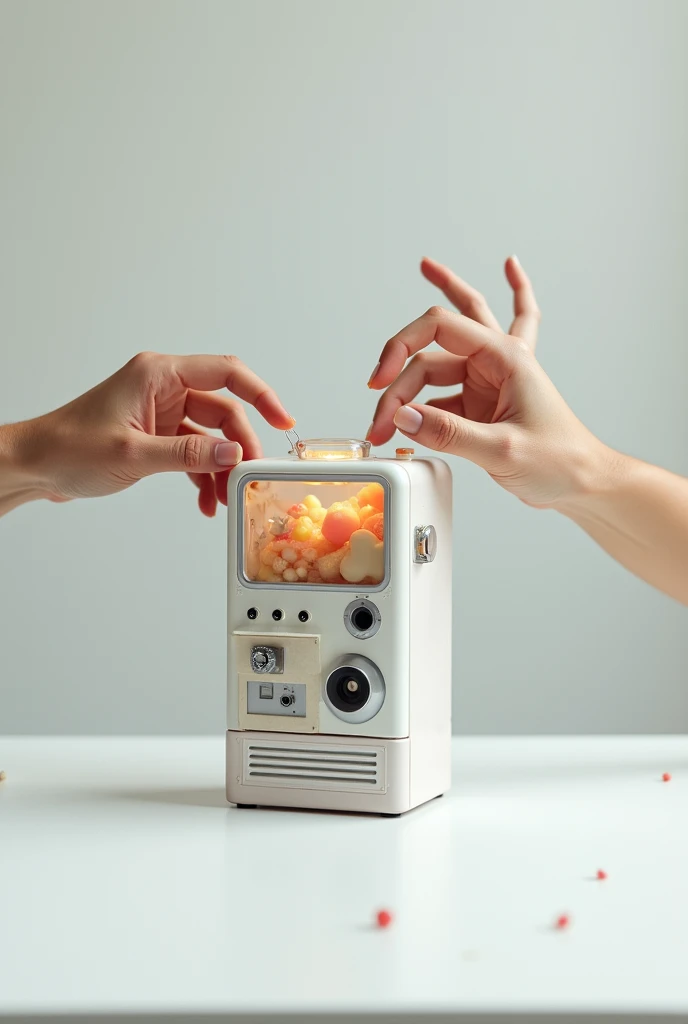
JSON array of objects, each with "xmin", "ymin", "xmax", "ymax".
[
  {"xmin": 357, "ymin": 482, "xmax": 384, "ymax": 511},
  {"xmin": 257, "ymin": 565, "xmax": 281, "ymax": 583},
  {"xmin": 247, "ymin": 481, "xmax": 385, "ymax": 585},
  {"xmin": 340, "ymin": 530, "xmax": 384, "ymax": 584},
  {"xmin": 292, "ymin": 517, "xmax": 315, "ymax": 542},
  {"xmin": 358, "ymin": 504, "xmax": 377, "ymax": 526},
  {"xmin": 317, "ymin": 544, "xmax": 349, "ymax": 582}
]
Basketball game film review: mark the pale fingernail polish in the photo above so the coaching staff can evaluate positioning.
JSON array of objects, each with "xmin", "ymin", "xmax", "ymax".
[
  {"xmin": 215, "ymin": 441, "xmax": 241, "ymax": 465},
  {"xmin": 367, "ymin": 362, "xmax": 381, "ymax": 388},
  {"xmin": 511, "ymin": 254, "xmax": 520, "ymax": 265},
  {"xmin": 394, "ymin": 406, "xmax": 423, "ymax": 435}
]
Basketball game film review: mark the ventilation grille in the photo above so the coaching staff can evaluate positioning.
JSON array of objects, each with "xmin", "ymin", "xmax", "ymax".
[{"xmin": 242, "ymin": 739, "xmax": 386, "ymax": 793}]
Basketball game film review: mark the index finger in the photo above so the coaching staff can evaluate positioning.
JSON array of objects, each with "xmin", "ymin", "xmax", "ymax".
[
  {"xmin": 421, "ymin": 257, "xmax": 502, "ymax": 331},
  {"xmin": 173, "ymin": 354, "xmax": 294, "ymax": 430},
  {"xmin": 368, "ymin": 307, "xmax": 503, "ymax": 391}
]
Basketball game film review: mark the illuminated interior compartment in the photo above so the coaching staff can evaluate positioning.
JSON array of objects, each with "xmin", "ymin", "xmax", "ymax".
[
  {"xmin": 294, "ymin": 438, "xmax": 371, "ymax": 461},
  {"xmin": 243, "ymin": 479, "xmax": 387, "ymax": 587}
]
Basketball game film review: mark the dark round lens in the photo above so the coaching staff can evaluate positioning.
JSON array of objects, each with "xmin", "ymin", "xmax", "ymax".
[
  {"xmin": 326, "ymin": 666, "xmax": 371, "ymax": 713},
  {"xmin": 298, "ymin": 610, "xmax": 310, "ymax": 623},
  {"xmin": 272, "ymin": 609, "xmax": 283, "ymax": 622},
  {"xmin": 247, "ymin": 607, "xmax": 258, "ymax": 620},
  {"xmin": 351, "ymin": 607, "xmax": 374, "ymax": 633}
]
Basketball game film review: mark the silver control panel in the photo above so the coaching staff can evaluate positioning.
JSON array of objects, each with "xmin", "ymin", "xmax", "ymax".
[
  {"xmin": 250, "ymin": 645, "xmax": 284, "ymax": 674},
  {"xmin": 247, "ymin": 680, "xmax": 306, "ymax": 717}
]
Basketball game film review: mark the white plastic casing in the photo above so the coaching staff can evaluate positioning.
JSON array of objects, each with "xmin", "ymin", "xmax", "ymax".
[{"xmin": 226, "ymin": 454, "xmax": 452, "ymax": 815}]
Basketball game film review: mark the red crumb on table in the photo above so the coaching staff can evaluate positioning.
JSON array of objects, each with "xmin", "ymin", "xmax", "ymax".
[
  {"xmin": 555, "ymin": 914, "xmax": 571, "ymax": 930},
  {"xmin": 596, "ymin": 869, "xmax": 608, "ymax": 880},
  {"xmin": 376, "ymin": 909, "xmax": 393, "ymax": 928},
  {"xmin": 662, "ymin": 773, "xmax": 672, "ymax": 782}
]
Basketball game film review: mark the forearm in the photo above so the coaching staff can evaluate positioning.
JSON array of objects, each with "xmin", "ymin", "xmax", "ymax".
[
  {"xmin": 559, "ymin": 449, "xmax": 688, "ymax": 605},
  {"xmin": 0, "ymin": 421, "xmax": 48, "ymax": 517}
]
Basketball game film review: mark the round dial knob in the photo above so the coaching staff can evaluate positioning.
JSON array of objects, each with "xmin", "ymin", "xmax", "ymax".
[
  {"xmin": 324, "ymin": 654, "xmax": 386, "ymax": 724},
  {"xmin": 250, "ymin": 646, "xmax": 283, "ymax": 674}
]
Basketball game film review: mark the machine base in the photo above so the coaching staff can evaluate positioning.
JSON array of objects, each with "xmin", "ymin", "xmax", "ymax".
[{"xmin": 226, "ymin": 729, "xmax": 448, "ymax": 816}]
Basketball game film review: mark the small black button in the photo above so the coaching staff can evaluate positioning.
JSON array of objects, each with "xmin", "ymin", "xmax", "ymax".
[{"xmin": 247, "ymin": 607, "xmax": 258, "ymax": 620}]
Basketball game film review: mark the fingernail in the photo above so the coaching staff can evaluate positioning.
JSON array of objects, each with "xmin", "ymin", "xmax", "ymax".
[
  {"xmin": 367, "ymin": 362, "xmax": 381, "ymax": 388},
  {"xmin": 365, "ymin": 422, "xmax": 374, "ymax": 441},
  {"xmin": 215, "ymin": 441, "xmax": 241, "ymax": 466},
  {"xmin": 511, "ymin": 254, "xmax": 520, "ymax": 265},
  {"xmin": 394, "ymin": 406, "xmax": 423, "ymax": 435}
]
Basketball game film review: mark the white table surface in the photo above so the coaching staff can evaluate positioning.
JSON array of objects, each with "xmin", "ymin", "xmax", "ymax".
[{"xmin": 1, "ymin": 736, "xmax": 687, "ymax": 1023}]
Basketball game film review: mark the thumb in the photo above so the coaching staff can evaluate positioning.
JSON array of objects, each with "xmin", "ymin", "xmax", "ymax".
[
  {"xmin": 393, "ymin": 404, "xmax": 505, "ymax": 471},
  {"xmin": 133, "ymin": 433, "xmax": 242, "ymax": 478}
]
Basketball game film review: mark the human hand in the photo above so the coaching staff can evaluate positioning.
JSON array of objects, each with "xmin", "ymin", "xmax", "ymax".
[
  {"xmin": 3, "ymin": 353, "xmax": 293, "ymax": 517},
  {"xmin": 367, "ymin": 258, "xmax": 610, "ymax": 508},
  {"xmin": 369, "ymin": 256, "xmax": 541, "ymax": 431}
]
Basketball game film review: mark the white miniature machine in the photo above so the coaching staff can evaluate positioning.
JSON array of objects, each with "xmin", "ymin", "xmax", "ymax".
[{"xmin": 226, "ymin": 435, "xmax": 452, "ymax": 816}]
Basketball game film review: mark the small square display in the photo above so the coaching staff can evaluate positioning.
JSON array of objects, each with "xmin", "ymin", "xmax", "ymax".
[{"xmin": 242, "ymin": 478, "xmax": 388, "ymax": 589}]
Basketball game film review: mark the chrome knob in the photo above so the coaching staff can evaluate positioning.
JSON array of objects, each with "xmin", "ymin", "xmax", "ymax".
[
  {"xmin": 250, "ymin": 645, "xmax": 284, "ymax": 674},
  {"xmin": 414, "ymin": 524, "xmax": 437, "ymax": 563}
]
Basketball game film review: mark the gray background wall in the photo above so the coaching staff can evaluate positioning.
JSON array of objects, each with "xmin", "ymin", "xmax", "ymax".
[{"xmin": 1, "ymin": 0, "xmax": 686, "ymax": 735}]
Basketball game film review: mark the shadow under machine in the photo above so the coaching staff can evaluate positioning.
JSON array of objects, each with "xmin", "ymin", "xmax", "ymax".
[{"xmin": 226, "ymin": 435, "xmax": 452, "ymax": 815}]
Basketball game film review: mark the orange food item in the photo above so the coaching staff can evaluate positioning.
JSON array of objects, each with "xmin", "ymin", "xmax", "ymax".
[
  {"xmin": 358, "ymin": 504, "xmax": 377, "ymax": 526},
  {"xmin": 322, "ymin": 504, "xmax": 360, "ymax": 547},
  {"xmin": 292, "ymin": 517, "xmax": 314, "ymax": 542},
  {"xmin": 357, "ymin": 482, "xmax": 384, "ymax": 511},
  {"xmin": 363, "ymin": 512, "xmax": 384, "ymax": 541}
]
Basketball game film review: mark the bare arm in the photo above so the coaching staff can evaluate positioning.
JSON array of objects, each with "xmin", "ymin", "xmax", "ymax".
[
  {"xmin": 0, "ymin": 422, "xmax": 47, "ymax": 516},
  {"xmin": 559, "ymin": 453, "xmax": 688, "ymax": 604}
]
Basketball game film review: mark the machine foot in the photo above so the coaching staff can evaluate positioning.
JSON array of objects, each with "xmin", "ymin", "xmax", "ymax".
[
  {"xmin": 382, "ymin": 812, "xmax": 402, "ymax": 818},
  {"xmin": 236, "ymin": 803, "xmax": 258, "ymax": 809}
]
